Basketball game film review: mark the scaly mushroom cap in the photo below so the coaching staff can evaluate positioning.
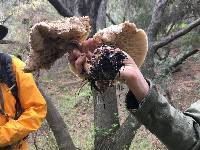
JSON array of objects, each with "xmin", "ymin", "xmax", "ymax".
[
  {"xmin": 24, "ymin": 16, "xmax": 91, "ymax": 72},
  {"xmin": 93, "ymin": 22, "xmax": 148, "ymax": 67}
]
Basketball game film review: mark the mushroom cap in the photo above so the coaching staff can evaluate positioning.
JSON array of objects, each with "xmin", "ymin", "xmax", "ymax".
[
  {"xmin": 24, "ymin": 16, "xmax": 91, "ymax": 72},
  {"xmin": 93, "ymin": 22, "xmax": 148, "ymax": 67}
]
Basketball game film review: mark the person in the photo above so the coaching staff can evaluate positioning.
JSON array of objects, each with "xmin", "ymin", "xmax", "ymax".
[
  {"xmin": 0, "ymin": 25, "xmax": 47, "ymax": 149},
  {"xmin": 68, "ymin": 38, "xmax": 200, "ymax": 150}
]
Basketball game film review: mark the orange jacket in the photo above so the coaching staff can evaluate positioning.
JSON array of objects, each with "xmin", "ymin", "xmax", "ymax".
[{"xmin": 0, "ymin": 56, "xmax": 47, "ymax": 149}]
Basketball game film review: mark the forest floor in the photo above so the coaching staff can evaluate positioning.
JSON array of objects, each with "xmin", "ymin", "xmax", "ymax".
[{"xmin": 30, "ymin": 50, "xmax": 199, "ymax": 150}]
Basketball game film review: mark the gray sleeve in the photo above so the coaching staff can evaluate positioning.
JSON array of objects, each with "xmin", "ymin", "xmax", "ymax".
[{"xmin": 127, "ymin": 80, "xmax": 200, "ymax": 150}]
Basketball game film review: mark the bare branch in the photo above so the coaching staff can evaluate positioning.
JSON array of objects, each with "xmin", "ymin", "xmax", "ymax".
[
  {"xmin": 165, "ymin": 22, "xmax": 175, "ymax": 36},
  {"xmin": 47, "ymin": 0, "xmax": 73, "ymax": 17},
  {"xmin": 0, "ymin": 40, "xmax": 21, "ymax": 44},
  {"xmin": 153, "ymin": 18, "xmax": 200, "ymax": 50},
  {"xmin": 0, "ymin": 14, "xmax": 13, "ymax": 24},
  {"xmin": 169, "ymin": 48, "xmax": 199, "ymax": 71},
  {"xmin": 106, "ymin": 13, "xmax": 117, "ymax": 25},
  {"xmin": 156, "ymin": 47, "xmax": 171, "ymax": 60}
]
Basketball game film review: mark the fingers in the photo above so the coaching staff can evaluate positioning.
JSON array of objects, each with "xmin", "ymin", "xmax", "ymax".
[
  {"xmin": 68, "ymin": 49, "xmax": 82, "ymax": 66},
  {"xmin": 82, "ymin": 38, "xmax": 101, "ymax": 53},
  {"xmin": 74, "ymin": 54, "xmax": 86, "ymax": 75}
]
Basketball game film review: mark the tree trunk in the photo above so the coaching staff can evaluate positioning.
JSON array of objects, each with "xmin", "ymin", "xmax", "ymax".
[
  {"xmin": 142, "ymin": 0, "xmax": 169, "ymax": 79},
  {"xmin": 93, "ymin": 87, "xmax": 120, "ymax": 148}
]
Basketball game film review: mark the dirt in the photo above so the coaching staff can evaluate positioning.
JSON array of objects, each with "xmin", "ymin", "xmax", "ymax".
[{"xmin": 86, "ymin": 45, "xmax": 127, "ymax": 92}]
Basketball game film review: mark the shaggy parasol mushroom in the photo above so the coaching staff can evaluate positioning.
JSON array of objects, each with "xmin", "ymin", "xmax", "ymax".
[{"xmin": 24, "ymin": 16, "xmax": 91, "ymax": 72}]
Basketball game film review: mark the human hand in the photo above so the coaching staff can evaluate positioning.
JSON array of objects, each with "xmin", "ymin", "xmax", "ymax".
[
  {"xmin": 68, "ymin": 39, "xmax": 149, "ymax": 100},
  {"xmin": 68, "ymin": 38, "xmax": 101, "ymax": 77},
  {"xmin": 118, "ymin": 51, "xmax": 149, "ymax": 101}
]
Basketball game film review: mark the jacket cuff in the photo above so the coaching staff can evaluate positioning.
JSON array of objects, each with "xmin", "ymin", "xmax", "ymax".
[
  {"xmin": 125, "ymin": 90, "xmax": 139, "ymax": 109},
  {"xmin": 126, "ymin": 79, "xmax": 159, "ymax": 117}
]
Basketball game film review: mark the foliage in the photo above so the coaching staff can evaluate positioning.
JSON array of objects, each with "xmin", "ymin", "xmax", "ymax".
[
  {"xmin": 0, "ymin": 0, "xmax": 60, "ymax": 55},
  {"xmin": 107, "ymin": 0, "xmax": 154, "ymax": 29}
]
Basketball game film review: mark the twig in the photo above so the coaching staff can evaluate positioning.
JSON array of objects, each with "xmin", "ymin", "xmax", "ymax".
[
  {"xmin": 169, "ymin": 48, "xmax": 199, "ymax": 71},
  {"xmin": 47, "ymin": 0, "xmax": 73, "ymax": 17},
  {"xmin": 153, "ymin": 18, "xmax": 200, "ymax": 50},
  {"xmin": 106, "ymin": 13, "xmax": 117, "ymax": 25},
  {"xmin": 0, "ymin": 40, "xmax": 20, "ymax": 44},
  {"xmin": 165, "ymin": 22, "xmax": 175, "ymax": 36},
  {"xmin": 33, "ymin": 132, "xmax": 39, "ymax": 150},
  {"xmin": 0, "ymin": 14, "xmax": 13, "ymax": 24},
  {"xmin": 156, "ymin": 48, "xmax": 171, "ymax": 60}
]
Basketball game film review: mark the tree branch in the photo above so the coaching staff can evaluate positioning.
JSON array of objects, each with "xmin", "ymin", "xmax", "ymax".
[
  {"xmin": 169, "ymin": 48, "xmax": 199, "ymax": 71},
  {"xmin": 153, "ymin": 18, "xmax": 200, "ymax": 50},
  {"xmin": 0, "ymin": 14, "xmax": 13, "ymax": 24},
  {"xmin": 106, "ymin": 13, "xmax": 117, "ymax": 25},
  {"xmin": 0, "ymin": 40, "xmax": 21, "ymax": 44},
  {"xmin": 110, "ymin": 115, "xmax": 140, "ymax": 149},
  {"xmin": 47, "ymin": 0, "xmax": 73, "ymax": 17},
  {"xmin": 93, "ymin": 86, "xmax": 120, "ymax": 148},
  {"xmin": 165, "ymin": 22, "xmax": 175, "ymax": 36}
]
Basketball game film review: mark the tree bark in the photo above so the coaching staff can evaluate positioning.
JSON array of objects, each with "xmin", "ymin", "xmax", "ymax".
[
  {"xmin": 88, "ymin": 0, "xmax": 103, "ymax": 36},
  {"xmin": 93, "ymin": 87, "xmax": 120, "ymax": 148},
  {"xmin": 96, "ymin": 0, "xmax": 107, "ymax": 31},
  {"xmin": 147, "ymin": 0, "xmax": 169, "ymax": 41},
  {"xmin": 99, "ymin": 115, "xmax": 141, "ymax": 150},
  {"xmin": 47, "ymin": 0, "xmax": 73, "ymax": 17},
  {"xmin": 142, "ymin": 0, "xmax": 170, "ymax": 79}
]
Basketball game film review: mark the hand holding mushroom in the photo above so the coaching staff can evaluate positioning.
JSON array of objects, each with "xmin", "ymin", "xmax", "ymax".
[{"xmin": 26, "ymin": 17, "xmax": 149, "ymax": 99}]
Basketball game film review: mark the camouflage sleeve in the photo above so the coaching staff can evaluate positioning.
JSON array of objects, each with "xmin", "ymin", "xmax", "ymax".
[{"xmin": 126, "ymin": 80, "xmax": 200, "ymax": 150}]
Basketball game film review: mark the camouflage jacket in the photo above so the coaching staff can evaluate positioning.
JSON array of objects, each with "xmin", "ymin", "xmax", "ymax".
[{"xmin": 126, "ymin": 80, "xmax": 200, "ymax": 150}]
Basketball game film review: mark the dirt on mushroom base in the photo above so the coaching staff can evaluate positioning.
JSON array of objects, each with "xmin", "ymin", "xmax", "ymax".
[{"xmin": 86, "ymin": 45, "xmax": 127, "ymax": 92}]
